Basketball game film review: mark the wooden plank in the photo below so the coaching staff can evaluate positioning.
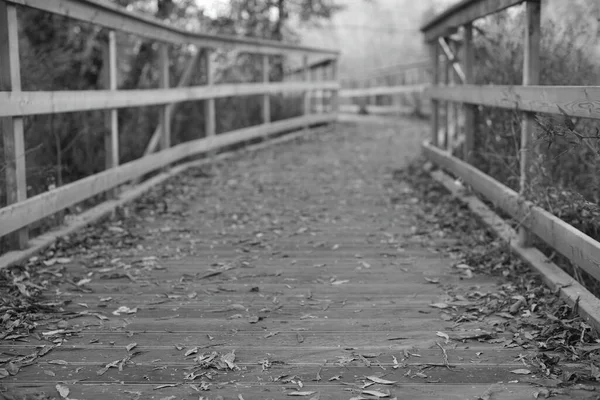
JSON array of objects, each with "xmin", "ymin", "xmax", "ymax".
[
  {"xmin": 262, "ymin": 54, "xmax": 271, "ymax": 123},
  {"xmin": 421, "ymin": 0, "xmax": 525, "ymax": 42},
  {"xmin": 203, "ymin": 48, "xmax": 216, "ymax": 139},
  {"xmin": 422, "ymin": 142, "xmax": 600, "ymax": 283},
  {"xmin": 339, "ymin": 84, "xmax": 427, "ymax": 98},
  {"xmin": 430, "ymin": 167, "xmax": 600, "ymax": 335},
  {"xmin": 463, "ymin": 22, "xmax": 475, "ymax": 162},
  {"xmin": 303, "ymin": 55, "xmax": 310, "ymax": 115},
  {"xmin": 331, "ymin": 58, "xmax": 339, "ymax": 114},
  {"xmin": 4, "ymin": 0, "xmax": 338, "ymax": 56},
  {"xmin": 443, "ymin": 39, "xmax": 450, "ymax": 149},
  {"xmin": 0, "ymin": 113, "xmax": 335, "ymax": 237},
  {"xmin": 518, "ymin": 0, "xmax": 541, "ymax": 246},
  {"xmin": 0, "ymin": 1, "xmax": 28, "ymax": 250},
  {"xmin": 0, "ymin": 81, "xmax": 340, "ymax": 117},
  {"xmin": 425, "ymin": 84, "xmax": 600, "ymax": 119},
  {"xmin": 159, "ymin": 43, "xmax": 171, "ymax": 151},
  {"xmin": 104, "ymin": 30, "xmax": 119, "ymax": 199},
  {"xmin": 1, "ymin": 383, "xmax": 579, "ymax": 400},
  {"xmin": 143, "ymin": 50, "xmax": 201, "ymax": 157},
  {"xmin": 430, "ymin": 42, "xmax": 440, "ymax": 146}
]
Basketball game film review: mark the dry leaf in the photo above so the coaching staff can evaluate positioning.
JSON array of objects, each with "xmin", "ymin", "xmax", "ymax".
[
  {"xmin": 429, "ymin": 302, "xmax": 449, "ymax": 309},
  {"xmin": 424, "ymin": 277, "xmax": 439, "ymax": 284},
  {"xmin": 287, "ymin": 391, "xmax": 316, "ymax": 396},
  {"xmin": 185, "ymin": 347, "xmax": 199, "ymax": 356},
  {"xmin": 0, "ymin": 369, "xmax": 9, "ymax": 379},
  {"xmin": 510, "ymin": 369, "xmax": 531, "ymax": 375},
  {"xmin": 112, "ymin": 306, "xmax": 138, "ymax": 316},
  {"xmin": 366, "ymin": 376, "xmax": 397, "ymax": 384},
  {"xmin": 126, "ymin": 343, "xmax": 137, "ymax": 351},
  {"xmin": 362, "ymin": 389, "xmax": 389, "ymax": 398},
  {"xmin": 436, "ymin": 331, "xmax": 450, "ymax": 343},
  {"xmin": 56, "ymin": 384, "xmax": 70, "ymax": 398},
  {"xmin": 331, "ymin": 280, "xmax": 349, "ymax": 285},
  {"xmin": 48, "ymin": 360, "xmax": 69, "ymax": 365}
]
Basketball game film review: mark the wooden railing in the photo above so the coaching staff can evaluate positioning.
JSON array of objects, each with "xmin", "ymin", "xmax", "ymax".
[
  {"xmin": 420, "ymin": 0, "xmax": 600, "ymax": 318},
  {"xmin": 338, "ymin": 60, "xmax": 431, "ymax": 116},
  {"xmin": 0, "ymin": 0, "xmax": 339, "ymax": 265}
]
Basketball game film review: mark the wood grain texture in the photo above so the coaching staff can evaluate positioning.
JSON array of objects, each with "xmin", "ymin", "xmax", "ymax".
[
  {"xmin": 518, "ymin": 0, "xmax": 541, "ymax": 246},
  {"xmin": 0, "ymin": 1, "xmax": 28, "ymax": 249},
  {"xmin": 426, "ymin": 84, "xmax": 600, "ymax": 119}
]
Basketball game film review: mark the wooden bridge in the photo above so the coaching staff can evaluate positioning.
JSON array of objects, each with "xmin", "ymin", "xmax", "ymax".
[{"xmin": 2, "ymin": 0, "xmax": 600, "ymax": 399}]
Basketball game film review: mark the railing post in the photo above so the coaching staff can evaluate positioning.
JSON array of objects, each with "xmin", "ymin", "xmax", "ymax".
[
  {"xmin": 463, "ymin": 23, "xmax": 475, "ymax": 162},
  {"xmin": 429, "ymin": 41, "xmax": 440, "ymax": 147},
  {"xmin": 518, "ymin": 0, "xmax": 541, "ymax": 247},
  {"xmin": 331, "ymin": 58, "xmax": 339, "ymax": 115},
  {"xmin": 159, "ymin": 43, "xmax": 171, "ymax": 151},
  {"xmin": 203, "ymin": 49, "xmax": 216, "ymax": 139},
  {"xmin": 302, "ymin": 55, "xmax": 310, "ymax": 116},
  {"xmin": 0, "ymin": 2, "xmax": 28, "ymax": 249},
  {"xmin": 262, "ymin": 54, "xmax": 271, "ymax": 124},
  {"xmin": 104, "ymin": 30, "xmax": 119, "ymax": 198},
  {"xmin": 443, "ymin": 38, "xmax": 450, "ymax": 150}
]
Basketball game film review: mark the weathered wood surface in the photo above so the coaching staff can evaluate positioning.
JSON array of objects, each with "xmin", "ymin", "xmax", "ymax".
[{"xmin": 2, "ymin": 119, "xmax": 596, "ymax": 399}]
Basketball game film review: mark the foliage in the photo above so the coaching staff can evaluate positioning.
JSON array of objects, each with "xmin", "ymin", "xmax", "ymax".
[{"xmin": 466, "ymin": 4, "xmax": 600, "ymax": 292}]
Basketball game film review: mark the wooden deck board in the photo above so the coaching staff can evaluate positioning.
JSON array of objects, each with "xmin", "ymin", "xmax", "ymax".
[{"xmin": 3, "ymin": 119, "xmax": 594, "ymax": 399}]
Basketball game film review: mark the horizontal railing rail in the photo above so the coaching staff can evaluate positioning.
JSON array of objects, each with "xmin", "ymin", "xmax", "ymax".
[
  {"xmin": 4, "ymin": 0, "xmax": 339, "ymax": 56},
  {"xmin": 338, "ymin": 61, "xmax": 431, "ymax": 117},
  {"xmin": 420, "ymin": 0, "xmax": 600, "ymax": 324},
  {"xmin": 0, "ymin": 0, "xmax": 339, "ymax": 261}
]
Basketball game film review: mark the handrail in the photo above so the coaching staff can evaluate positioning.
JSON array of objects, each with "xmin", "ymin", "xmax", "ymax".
[
  {"xmin": 5, "ymin": 0, "xmax": 339, "ymax": 56},
  {"xmin": 420, "ymin": 0, "xmax": 600, "ymax": 312},
  {"xmin": 0, "ymin": 0, "xmax": 340, "ymax": 257}
]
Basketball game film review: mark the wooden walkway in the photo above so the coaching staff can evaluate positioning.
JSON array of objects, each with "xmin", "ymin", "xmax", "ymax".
[{"xmin": 1, "ymin": 119, "xmax": 596, "ymax": 399}]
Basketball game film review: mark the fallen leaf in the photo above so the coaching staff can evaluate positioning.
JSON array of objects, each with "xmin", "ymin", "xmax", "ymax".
[
  {"xmin": 436, "ymin": 331, "xmax": 450, "ymax": 342},
  {"xmin": 185, "ymin": 347, "xmax": 199, "ymax": 357},
  {"xmin": 56, "ymin": 384, "xmax": 70, "ymax": 398},
  {"xmin": 429, "ymin": 302, "xmax": 449, "ymax": 309},
  {"xmin": 331, "ymin": 280, "xmax": 349, "ymax": 285},
  {"xmin": 366, "ymin": 376, "xmax": 397, "ymax": 384},
  {"xmin": 126, "ymin": 343, "xmax": 137, "ymax": 351},
  {"xmin": 362, "ymin": 389, "xmax": 389, "ymax": 398},
  {"xmin": 510, "ymin": 369, "xmax": 531, "ymax": 375},
  {"xmin": 48, "ymin": 360, "xmax": 69, "ymax": 365},
  {"xmin": 287, "ymin": 391, "xmax": 316, "ymax": 396},
  {"xmin": 112, "ymin": 306, "xmax": 138, "ymax": 316},
  {"xmin": 0, "ymin": 369, "xmax": 8, "ymax": 379},
  {"xmin": 424, "ymin": 277, "xmax": 439, "ymax": 284}
]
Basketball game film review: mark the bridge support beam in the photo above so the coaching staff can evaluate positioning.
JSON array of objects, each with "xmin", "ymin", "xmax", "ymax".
[{"xmin": 0, "ymin": 2, "xmax": 28, "ymax": 250}]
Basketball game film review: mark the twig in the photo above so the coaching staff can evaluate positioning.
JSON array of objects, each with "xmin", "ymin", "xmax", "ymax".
[{"xmin": 436, "ymin": 342, "xmax": 452, "ymax": 370}]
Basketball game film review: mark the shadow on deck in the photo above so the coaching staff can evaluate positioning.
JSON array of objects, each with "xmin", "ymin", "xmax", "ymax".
[{"xmin": 1, "ymin": 117, "xmax": 597, "ymax": 399}]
